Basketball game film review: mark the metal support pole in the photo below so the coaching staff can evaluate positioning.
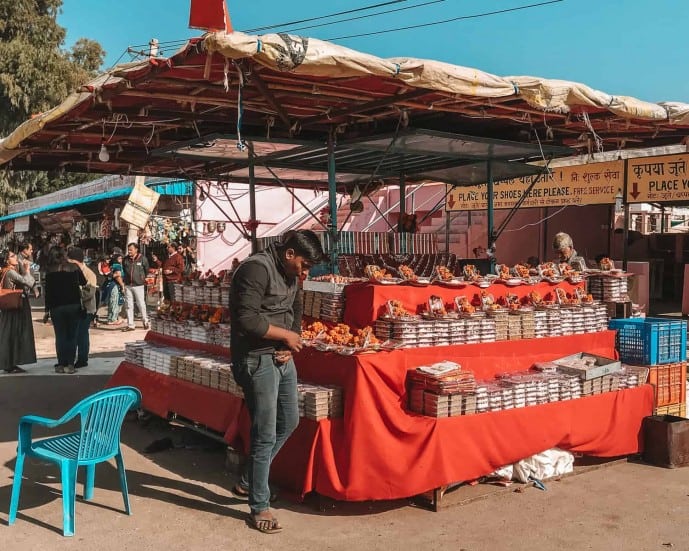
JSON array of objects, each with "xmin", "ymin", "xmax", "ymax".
[
  {"xmin": 622, "ymin": 159, "xmax": 629, "ymax": 271},
  {"xmin": 399, "ymin": 173, "xmax": 406, "ymax": 253},
  {"xmin": 487, "ymin": 160, "xmax": 495, "ymax": 272},
  {"xmin": 248, "ymin": 152, "xmax": 257, "ymax": 254},
  {"xmin": 661, "ymin": 205, "xmax": 666, "ymax": 233},
  {"xmin": 445, "ymin": 211, "xmax": 451, "ymax": 253},
  {"xmin": 327, "ymin": 131, "xmax": 339, "ymax": 274}
]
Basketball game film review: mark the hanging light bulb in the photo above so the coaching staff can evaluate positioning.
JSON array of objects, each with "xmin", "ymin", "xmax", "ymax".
[{"xmin": 98, "ymin": 141, "xmax": 110, "ymax": 162}]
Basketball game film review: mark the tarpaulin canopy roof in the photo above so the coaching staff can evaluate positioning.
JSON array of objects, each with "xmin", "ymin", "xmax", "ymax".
[{"xmin": 0, "ymin": 30, "xmax": 688, "ymax": 184}]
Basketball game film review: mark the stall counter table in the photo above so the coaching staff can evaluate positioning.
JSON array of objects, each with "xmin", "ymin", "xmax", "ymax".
[
  {"xmin": 109, "ymin": 330, "xmax": 653, "ymax": 502},
  {"xmin": 343, "ymin": 280, "xmax": 584, "ymax": 328}
]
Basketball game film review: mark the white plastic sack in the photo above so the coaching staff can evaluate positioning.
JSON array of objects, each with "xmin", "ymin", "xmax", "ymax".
[
  {"xmin": 512, "ymin": 448, "xmax": 574, "ymax": 484},
  {"xmin": 488, "ymin": 464, "xmax": 514, "ymax": 480}
]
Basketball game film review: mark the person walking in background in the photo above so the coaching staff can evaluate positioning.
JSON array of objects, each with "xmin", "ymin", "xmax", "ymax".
[
  {"xmin": 36, "ymin": 242, "xmax": 52, "ymax": 323},
  {"xmin": 122, "ymin": 242, "xmax": 150, "ymax": 332},
  {"xmin": 0, "ymin": 249, "xmax": 37, "ymax": 374},
  {"xmin": 161, "ymin": 241, "xmax": 185, "ymax": 302},
  {"xmin": 179, "ymin": 243, "xmax": 196, "ymax": 276},
  {"xmin": 102, "ymin": 254, "xmax": 126, "ymax": 325},
  {"xmin": 229, "ymin": 229, "xmax": 325, "ymax": 533},
  {"xmin": 17, "ymin": 242, "xmax": 40, "ymax": 299},
  {"xmin": 68, "ymin": 247, "xmax": 97, "ymax": 368},
  {"xmin": 45, "ymin": 248, "xmax": 86, "ymax": 374}
]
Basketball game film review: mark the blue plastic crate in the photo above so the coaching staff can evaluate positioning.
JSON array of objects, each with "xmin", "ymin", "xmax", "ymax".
[{"xmin": 608, "ymin": 317, "xmax": 688, "ymax": 366}]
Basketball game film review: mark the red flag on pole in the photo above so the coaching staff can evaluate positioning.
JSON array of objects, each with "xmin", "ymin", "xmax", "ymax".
[{"xmin": 189, "ymin": 0, "xmax": 233, "ymax": 32}]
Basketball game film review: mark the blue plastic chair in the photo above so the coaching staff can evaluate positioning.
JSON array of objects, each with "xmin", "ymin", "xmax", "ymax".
[{"xmin": 8, "ymin": 386, "xmax": 141, "ymax": 537}]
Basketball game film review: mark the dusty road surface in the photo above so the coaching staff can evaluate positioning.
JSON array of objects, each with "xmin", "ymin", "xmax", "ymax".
[{"xmin": 0, "ymin": 311, "xmax": 688, "ymax": 551}]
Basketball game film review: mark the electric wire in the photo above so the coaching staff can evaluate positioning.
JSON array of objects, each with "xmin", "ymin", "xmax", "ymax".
[
  {"xmin": 325, "ymin": 0, "xmax": 564, "ymax": 40},
  {"xmin": 242, "ymin": 0, "xmax": 412, "ymax": 33},
  {"xmin": 282, "ymin": 0, "xmax": 445, "ymax": 34},
  {"xmin": 123, "ymin": 0, "xmax": 562, "ymax": 60}
]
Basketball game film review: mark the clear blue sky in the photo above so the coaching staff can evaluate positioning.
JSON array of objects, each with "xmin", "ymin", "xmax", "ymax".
[{"xmin": 59, "ymin": 0, "xmax": 689, "ymax": 103}]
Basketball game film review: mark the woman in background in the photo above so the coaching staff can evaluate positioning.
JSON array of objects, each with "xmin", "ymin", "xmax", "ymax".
[
  {"xmin": 102, "ymin": 253, "xmax": 126, "ymax": 325},
  {"xmin": 0, "ymin": 249, "xmax": 36, "ymax": 374},
  {"xmin": 45, "ymin": 248, "xmax": 86, "ymax": 374}
]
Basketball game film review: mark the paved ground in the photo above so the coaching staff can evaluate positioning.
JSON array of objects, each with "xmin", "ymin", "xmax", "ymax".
[{"xmin": 1, "ymin": 308, "xmax": 688, "ymax": 550}]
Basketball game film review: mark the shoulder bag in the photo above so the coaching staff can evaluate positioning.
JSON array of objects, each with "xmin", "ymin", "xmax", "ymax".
[{"xmin": 0, "ymin": 269, "xmax": 24, "ymax": 310}]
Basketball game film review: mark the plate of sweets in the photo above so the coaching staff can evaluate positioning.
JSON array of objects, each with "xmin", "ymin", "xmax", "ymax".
[
  {"xmin": 480, "ymin": 291, "xmax": 503, "ymax": 313},
  {"xmin": 435, "ymin": 265, "xmax": 466, "ymax": 287},
  {"xmin": 365, "ymin": 265, "xmax": 402, "ymax": 285},
  {"xmin": 513, "ymin": 263, "xmax": 531, "ymax": 279},
  {"xmin": 496, "ymin": 264, "xmax": 521, "ymax": 286},
  {"xmin": 575, "ymin": 288, "xmax": 596, "ymax": 304},
  {"xmin": 505, "ymin": 293, "xmax": 522, "ymax": 313},
  {"xmin": 558, "ymin": 263, "xmax": 584, "ymax": 284},
  {"xmin": 398, "ymin": 264, "xmax": 432, "ymax": 286},
  {"xmin": 495, "ymin": 264, "xmax": 512, "ymax": 280},
  {"xmin": 423, "ymin": 295, "xmax": 448, "ymax": 318},
  {"xmin": 397, "ymin": 264, "xmax": 418, "ymax": 282},
  {"xmin": 463, "ymin": 264, "xmax": 482, "ymax": 282},
  {"xmin": 385, "ymin": 299, "xmax": 417, "ymax": 320},
  {"xmin": 599, "ymin": 257, "xmax": 615, "ymax": 271},
  {"xmin": 538, "ymin": 262, "xmax": 563, "ymax": 283},
  {"xmin": 554, "ymin": 287, "xmax": 580, "ymax": 306},
  {"xmin": 454, "ymin": 295, "xmax": 484, "ymax": 317}
]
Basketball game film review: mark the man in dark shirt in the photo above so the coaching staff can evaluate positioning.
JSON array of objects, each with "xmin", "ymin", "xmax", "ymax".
[{"xmin": 229, "ymin": 230, "xmax": 324, "ymax": 534}]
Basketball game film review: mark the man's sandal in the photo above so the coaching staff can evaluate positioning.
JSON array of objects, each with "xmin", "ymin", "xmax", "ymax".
[
  {"xmin": 230, "ymin": 484, "xmax": 249, "ymax": 500},
  {"xmin": 248, "ymin": 513, "xmax": 282, "ymax": 534},
  {"xmin": 231, "ymin": 484, "xmax": 278, "ymax": 502}
]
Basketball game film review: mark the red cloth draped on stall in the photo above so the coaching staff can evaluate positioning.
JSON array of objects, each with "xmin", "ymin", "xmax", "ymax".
[
  {"xmin": 283, "ymin": 331, "xmax": 653, "ymax": 500},
  {"xmin": 110, "ymin": 330, "xmax": 653, "ymax": 501}
]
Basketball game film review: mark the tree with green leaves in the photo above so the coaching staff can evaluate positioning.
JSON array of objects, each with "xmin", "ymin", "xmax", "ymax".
[{"xmin": 0, "ymin": 0, "xmax": 105, "ymax": 213}]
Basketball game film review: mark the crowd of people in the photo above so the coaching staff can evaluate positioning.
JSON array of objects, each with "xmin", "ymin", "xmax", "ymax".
[{"xmin": 0, "ymin": 238, "xmax": 197, "ymax": 374}]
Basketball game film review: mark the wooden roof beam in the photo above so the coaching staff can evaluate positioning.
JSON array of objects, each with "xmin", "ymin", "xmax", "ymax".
[
  {"xmin": 239, "ymin": 61, "xmax": 292, "ymax": 131},
  {"xmin": 298, "ymin": 88, "xmax": 431, "ymax": 128}
]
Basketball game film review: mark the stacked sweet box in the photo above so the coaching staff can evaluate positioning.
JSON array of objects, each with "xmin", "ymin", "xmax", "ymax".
[
  {"xmin": 465, "ymin": 317, "xmax": 483, "ymax": 344},
  {"xmin": 407, "ymin": 361, "xmax": 477, "ymax": 417},
  {"xmin": 434, "ymin": 319, "xmax": 453, "ymax": 347},
  {"xmin": 220, "ymin": 285, "xmax": 231, "ymax": 307},
  {"xmin": 520, "ymin": 310, "xmax": 535, "ymax": 339},
  {"xmin": 124, "ymin": 340, "xmax": 147, "ymax": 365},
  {"xmin": 319, "ymin": 292, "xmax": 346, "ymax": 322},
  {"xmin": 298, "ymin": 383, "xmax": 344, "ymax": 420},
  {"xmin": 545, "ymin": 307, "xmax": 562, "ymax": 337},
  {"xmin": 559, "ymin": 308, "xmax": 574, "ymax": 336},
  {"xmin": 417, "ymin": 320, "xmax": 436, "ymax": 347},
  {"xmin": 479, "ymin": 317, "xmax": 497, "ymax": 343},
  {"xmin": 507, "ymin": 313, "xmax": 522, "ymax": 340},
  {"xmin": 449, "ymin": 318, "xmax": 467, "ymax": 345},
  {"xmin": 490, "ymin": 310, "xmax": 509, "ymax": 341}
]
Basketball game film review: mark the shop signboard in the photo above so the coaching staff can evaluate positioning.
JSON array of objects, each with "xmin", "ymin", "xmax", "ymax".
[
  {"xmin": 13, "ymin": 216, "xmax": 30, "ymax": 233},
  {"xmin": 626, "ymin": 153, "xmax": 689, "ymax": 204},
  {"xmin": 120, "ymin": 176, "xmax": 160, "ymax": 229},
  {"xmin": 445, "ymin": 160, "xmax": 622, "ymax": 211}
]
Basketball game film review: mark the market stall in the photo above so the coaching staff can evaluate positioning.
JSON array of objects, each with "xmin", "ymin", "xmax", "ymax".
[
  {"xmin": 109, "ymin": 328, "xmax": 653, "ymax": 500},
  {"xmin": 108, "ymin": 260, "xmax": 655, "ymax": 502}
]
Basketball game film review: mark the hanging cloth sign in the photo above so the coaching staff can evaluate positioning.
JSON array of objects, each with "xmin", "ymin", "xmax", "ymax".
[{"xmin": 120, "ymin": 176, "xmax": 160, "ymax": 229}]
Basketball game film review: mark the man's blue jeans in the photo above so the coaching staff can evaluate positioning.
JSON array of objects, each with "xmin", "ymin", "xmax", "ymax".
[
  {"xmin": 231, "ymin": 353, "xmax": 299, "ymax": 514},
  {"xmin": 76, "ymin": 312, "xmax": 95, "ymax": 365}
]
